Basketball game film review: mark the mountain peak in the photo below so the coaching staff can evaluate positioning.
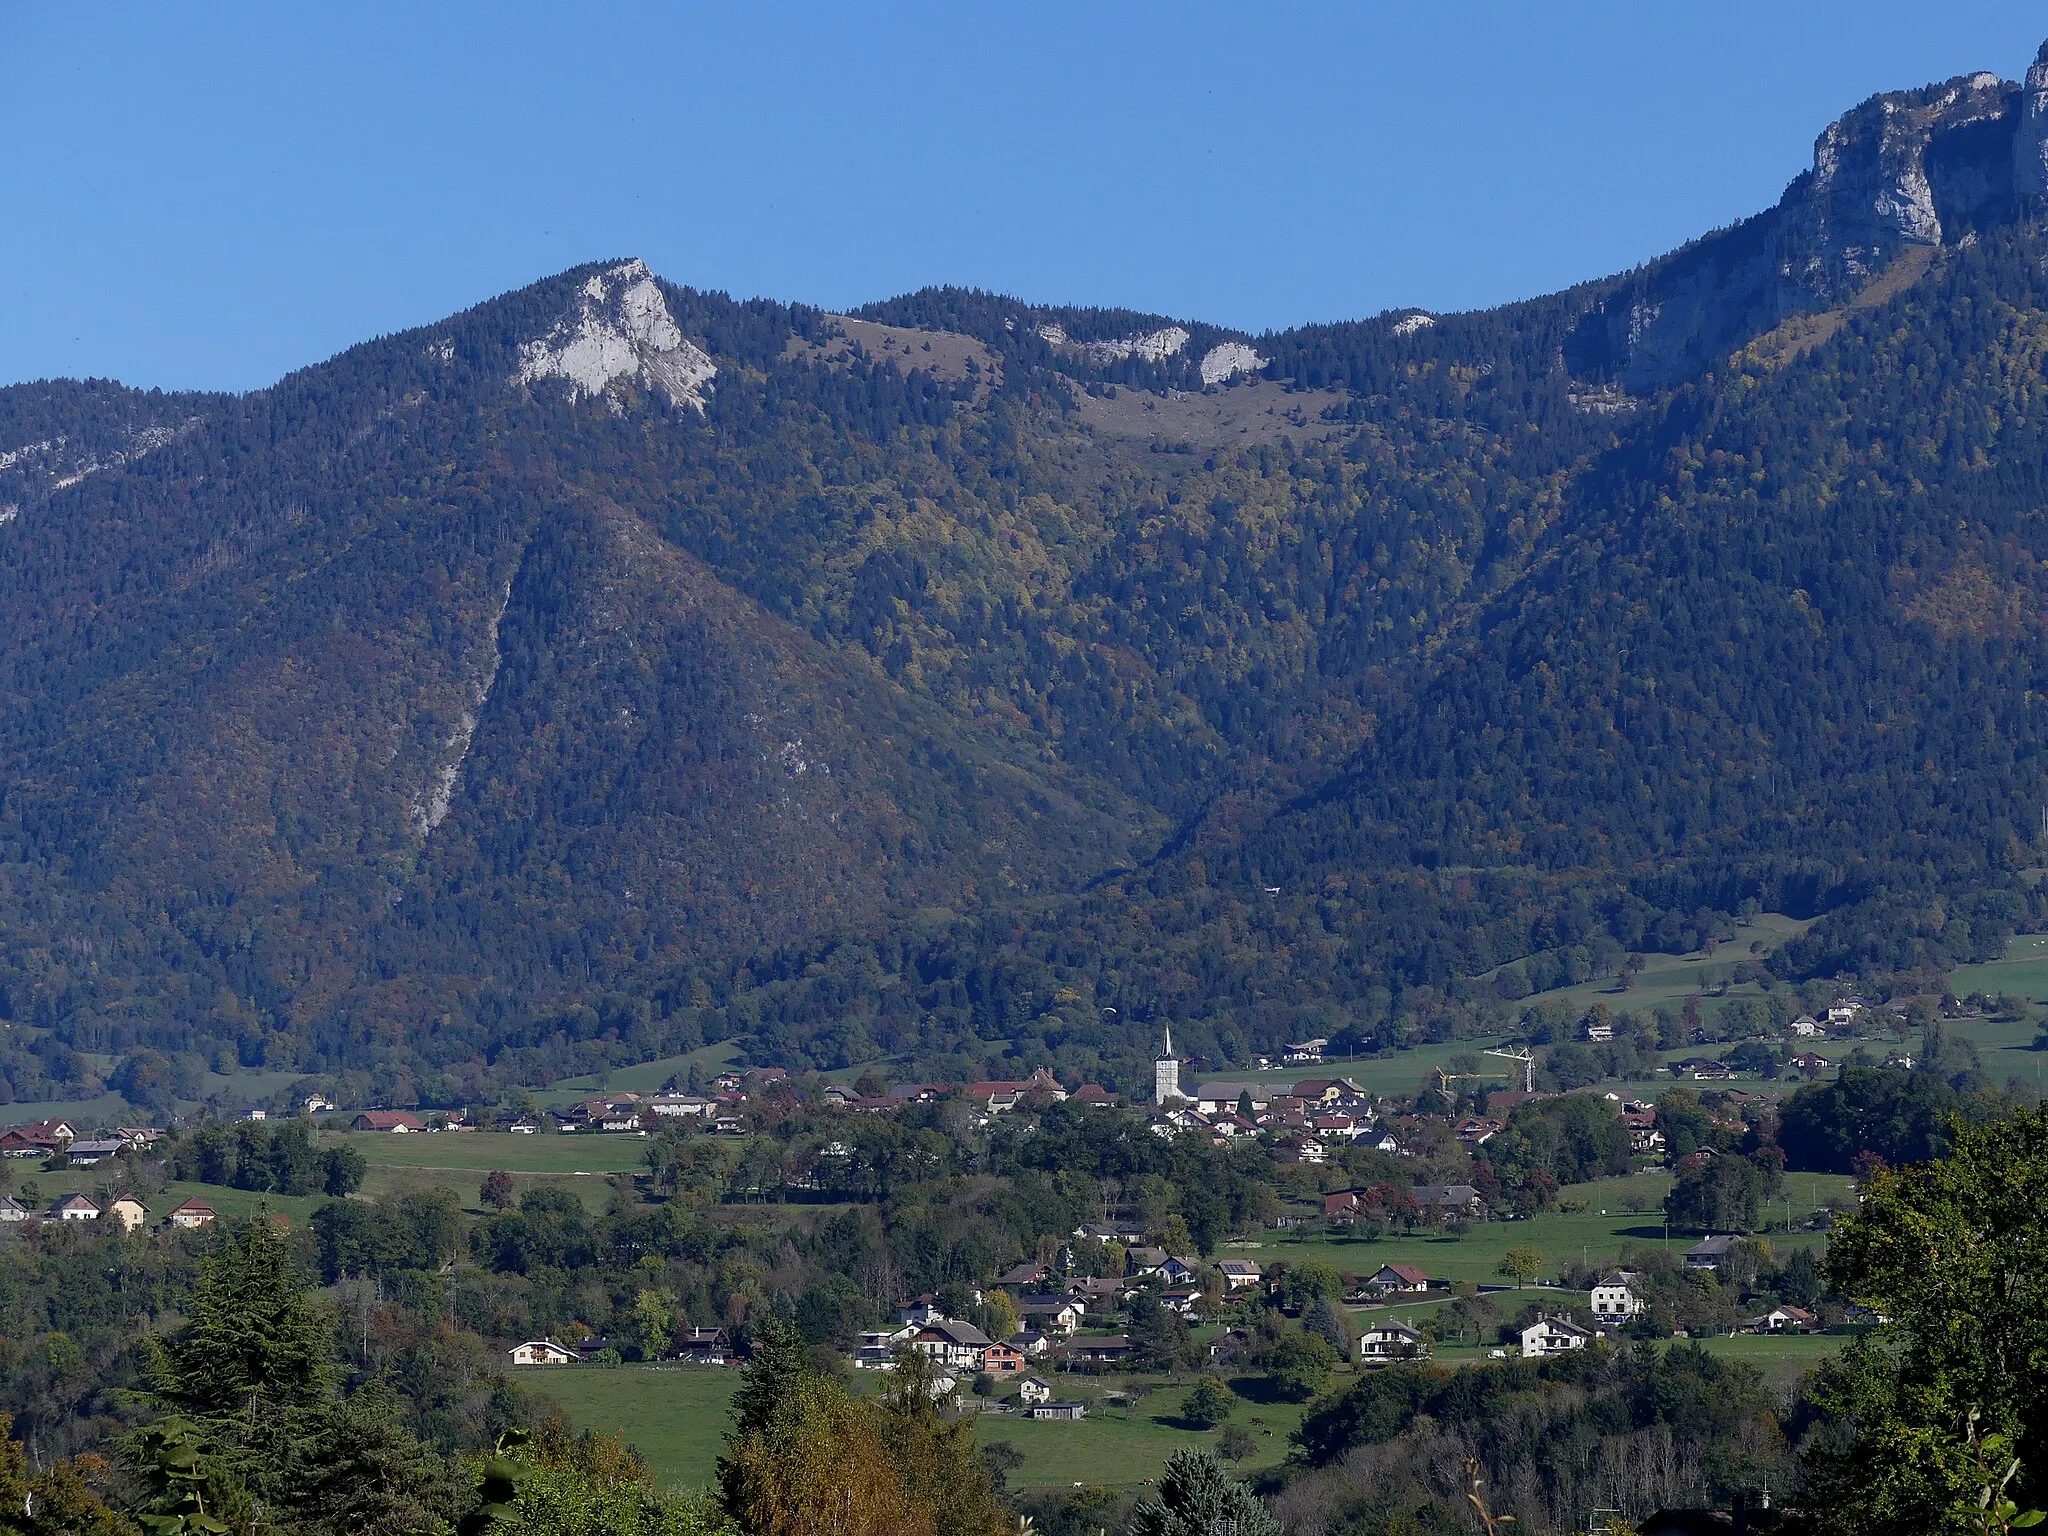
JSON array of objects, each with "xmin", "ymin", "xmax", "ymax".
[{"xmin": 512, "ymin": 258, "xmax": 716, "ymax": 412}]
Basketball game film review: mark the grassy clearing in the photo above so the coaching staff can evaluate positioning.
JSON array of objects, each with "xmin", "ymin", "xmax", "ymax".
[
  {"xmin": 1231, "ymin": 1173, "xmax": 1853, "ymax": 1286},
  {"xmin": 536, "ymin": 1043, "xmax": 744, "ymax": 1107},
  {"xmin": 974, "ymin": 1380, "xmax": 1310, "ymax": 1488},
  {"xmin": 1950, "ymin": 933, "xmax": 2048, "ymax": 1005},
  {"xmin": 515, "ymin": 1366, "xmax": 740, "ymax": 1492}
]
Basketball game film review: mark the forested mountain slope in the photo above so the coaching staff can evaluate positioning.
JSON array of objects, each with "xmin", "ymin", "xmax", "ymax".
[{"xmin": 6, "ymin": 48, "xmax": 2048, "ymax": 1105}]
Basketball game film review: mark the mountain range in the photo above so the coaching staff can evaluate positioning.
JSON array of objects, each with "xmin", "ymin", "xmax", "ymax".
[{"xmin": 9, "ymin": 43, "xmax": 2048, "ymax": 1107}]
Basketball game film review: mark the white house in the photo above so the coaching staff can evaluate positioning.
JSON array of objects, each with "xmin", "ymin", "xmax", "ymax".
[
  {"xmin": 1027, "ymin": 1401, "xmax": 1087, "ymax": 1420},
  {"xmin": 853, "ymin": 1325, "xmax": 919, "ymax": 1368},
  {"xmin": 1788, "ymin": 1016, "xmax": 1824, "ymax": 1039},
  {"xmin": 1358, "ymin": 1322, "xmax": 1427, "ymax": 1363},
  {"xmin": 0, "ymin": 1197, "xmax": 29, "ymax": 1223},
  {"xmin": 1685, "ymin": 1235, "xmax": 1740, "ymax": 1271},
  {"xmin": 52, "ymin": 1194, "xmax": 99, "ymax": 1221},
  {"xmin": 1520, "ymin": 1317, "xmax": 1591, "ymax": 1358},
  {"xmin": 1826, "ymin": 1003, "xmax": 1860, "ymax": 1028},
  {"xmin": 509, "ymin": 1340, "xmax": 576, "ymax": 1366},
  {"xmin": 1217, "ymin": 1259, "xmax": 1263, "ymax": 1290},
  {"xmin": 909, "ymin": 1318, "xmax": 995, "ymax": 1370},
  {"xmin": 647, "ymin": 1094, "xmax": 714, "ymax": 1119},
  {"xmin": 1590, "ymin": 1272, "xmax": 1645, "ymax": 1324},
  {"xmin": 1017, "ymin": 1375, "xmax": 1054, "ymax": 1406}
]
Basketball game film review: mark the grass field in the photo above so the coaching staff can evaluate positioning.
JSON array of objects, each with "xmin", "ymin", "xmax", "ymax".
[
  {"xmin": 534, "ymin": 1043, "xmax": 744, "ymax": 1107},
  {"xmin": 515, "ymin": 1367, "xmax": 740, "ymax": 1491},
  {"xmin": 1235, "ymin": 1172, "xmax": 1856, "ymax": 1286},
  {"xmin": 1950, "ymin": 933, "xmax": 2048, "ymax": 1006},
  {"xmin": 972, "ymin": 1378, "xmax": 1311, "ymax": 1488}
]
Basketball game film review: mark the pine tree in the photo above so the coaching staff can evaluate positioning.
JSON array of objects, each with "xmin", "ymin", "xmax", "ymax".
[{"xmin": 1127, "ymin": 1449, "xmax": 1282, "ymax": 1536}]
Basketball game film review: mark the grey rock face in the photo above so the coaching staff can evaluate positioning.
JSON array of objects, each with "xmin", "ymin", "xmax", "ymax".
[
  {"xmin": 2016, "ymin": 43, "xmax": 2048, "ymax": 198},
  {"xmin": 1570, "ymin": 59, "xmax": 2035, "ymax": 391}
]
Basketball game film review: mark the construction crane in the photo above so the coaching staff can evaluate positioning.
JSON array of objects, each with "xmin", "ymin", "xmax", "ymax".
[
  {"xmin": 1432, "ymin": 1064, "xmax": 1509, "ymax": 1093},
  {"xmin": 1484, "ymin": 1047, "xmax": 1537, "ymax": 1094}
]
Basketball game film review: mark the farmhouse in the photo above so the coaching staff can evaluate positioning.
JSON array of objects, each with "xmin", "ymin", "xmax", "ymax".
[
  {"xmin": 1365, "ymin": 1263, "xmax": 1432, "ymax": 1296},
  {"xmin": 0, "ymin": 1197, "xmax": 30, "ymax": 1222},
  {"xmin": 62, "ymin": 1138, "xmax": 128, "ymax": 1166},
  {"xmin": 106, "ymin": 1197, "xmax": 150, "ymax": 1233},
  {"xmin": 1590, "ymin": 1272, "xmax": 1646, "ymax": 1323},
  {"xmin": 1017, "ymin": 1375, "xmax": 1054, "ymax": 1406},
  {"xmin": 52, "ymin": 1194, "xmax": 99, "ymax": 1221},
  {"xmin": 909, "ymin": 1318, "xmax": 995, "ymax": 1371},
  {"xmin": 1685, "ymin": 1235, "xmax": 1741, "ymax": 1270},
  {"xmin": 352, "ymin": 1110, "xmax": 427, "ymax": 1133},
  {"xmin": 167, "ymin": 1197, "xmax": 216, "ymax": 1229}
]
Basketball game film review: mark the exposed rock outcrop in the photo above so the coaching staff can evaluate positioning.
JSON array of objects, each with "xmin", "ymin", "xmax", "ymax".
[
  {"xmin": 2016, "ymin": 42, "xmax": 2048, "ymax": 198},
  {"xmin": 513, "ymin": 258, "xmax": 717, "ymax": 412}
]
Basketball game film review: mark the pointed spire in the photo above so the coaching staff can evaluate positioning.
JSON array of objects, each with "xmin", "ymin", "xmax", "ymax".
[{"xmin": 1161, "ymin": 1023, "xmax": 1173, "ymax": 1060}]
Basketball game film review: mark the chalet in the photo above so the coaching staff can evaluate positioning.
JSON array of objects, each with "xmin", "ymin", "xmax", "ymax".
[
  {"xmin": 994, "ymin": 1261, "xmax": 1051, "ymax": 1291},
  {"xmin": 0, "ymin": 1197, "xmax": 29, "ymax": 1222},
  {"xmin": 1066, "ymin": 1336, "xmax": 1132, "ymax": 1367},
  {"xmin": 114, "ymin": 1126, "xmax": 166, "ymax": 1147},
  {"xmin": 1789, "ymin": 1051, "xmax": 1830, "ymax": 1074},
  {"xmin": 1283, "ymin": 1039, "xmax": 1329, "ymax": 1065},
  {"xmin": 509, "ymin": 1118, "xmax": 541, "ymax": 1134},
  {"xmin": 1291, "ymin": 1077, "xmax": 1363, "ymax": 1104},
  {"xmin": 1789, "ymin": 1016, "xmax": 1825, "ymax": 1038},
  {"xmin": 167, "ymin": 1197, "xmax": 216, "ymax": 1229},
  {"xmin": 1826, "ymin": 1003, "xmax": 1860, "ymax": 1028},
  {"xmin": 1685, "ymin": 1235, "xmax": 1741, "ymax": 1270},
  {"xmin": 1159, "ymin": 1286, "xmax": 1203, "ymax": 1316},
  {"xmin": 1217, "ymin": 1259, "xmax": 1262, "ymax": 1289},
  {"xmin": 1454, "ymin": 1117, "xmax": 1505, "ymax": 1146},
  {"xmin": 711, "ymin": 1072, "xmax": 745, "ymax": 1094},
  {"xmin": 1125, "ymin": 1246, "xmax": 1169, "ymax": 1276},
  {"xmin": 1008, "ymin": 1330, "xmax": 1052, "ymax": 1357},
  {"xmin": 303, "ymin": 1094, "xmax": 337, "ymax": 1113},
  {"xmin": 1069, "ymin": 1275, "xmax": 1130, "ymax": 1306},
  {"xmin": 508, "ymin": 1340, "xmax": 576, "ymax": 1366},
  {"xmin": 1312, "ymin": 1114, "xmax": 1364, "ymax": 1141},
  {"xmin": 1412, "ymin": 1184, "xmax": 1486, "ymax": 1219},
  {"xmin": 62, "ymin": 1138, "xmax": 127, "ymax": 1166},
  {"xmin": 1746, "ymin": 1305, "xmax": 1817, "ymax": 1334},
  {"xmin": 963, "ymin": 1068, "xmax": 1067, "ymax": 1113},
  {"xmin": 1208, "ymin": 1328, "xmax": 1255, "ymax": 1366},
  {"xmin": 910, "ymin": 1318, "xmax": 995, "ymax": 1370},
  {"xmin": 1366, "ymin": 1131, "xmax": 1405, "ymax": 1155},
  {"xmin": 1358, "ymin": 1322, "xmax": 1426, "ymax": 1362},
  {"xmin": 678, "ymin": 1327, "xmax": 730, "ymax": 1364},
  {"xmin": 1070, "ymin": 1084, "xmax": 1118, "ymax": 1108},
  {"xmin": 897, "ymin": 1295, "xmax": 948, "ymax": 1325},
  {"xmin": 52, "ymin": 1194, "xmax": 99, "ymax": 1221},
  {"xmin": 1158, "ymin": 1255, "xmax": 1201, "ymax": 1286},
  {"xmin": 979, "ymin": 1342, "xmax": 1026, "ymax": 1374},
  {"xmin": 593, "ymin": 1108, "xmax": 643, "ymax": 1133},
  {"xmin": 1590, "ymin": 1272, "xmax": 1645, "ymax": 1323},
  {"xmin": 0, "ymin": 1120, "xmax": 74, "ymax": 1157},
  {"xmin": 1272, "ymin": 1136, "xmax": 1325, "ymax": 1165},
  {"xmin": 241, "ymin": 1108, "xmax": 267, "ymax": 1122},
  {"xmin": 1014, "ymin": 1297, "xmax": 1084, "ymax": 1335},
  {"xmin": 1365, "ymin": 1263, "xmax": 1432, "ymax": 1296},
  {"xmin": 1520, "ymin": 1316, "xmax": 1591, "ymax": 1358},
  {"xmin": 1017, "ymin": 1374, "xmax": 1054, "ymax": 1406},
  {"xmin": 1027, "ymin": 1401, "xmax": 1087, "ymax": 1420},
  {"xmin": 106, "ymin": 1197, "xmax": 150, "ymax": 1233},
  {"xmin": 351, "ymin": 1110, "xmax": 427, "ymax": 1133}
]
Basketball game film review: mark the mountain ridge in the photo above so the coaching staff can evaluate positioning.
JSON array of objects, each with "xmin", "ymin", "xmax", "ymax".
[{"xmin": 7, "ymin": 40, "xmax": 2048, "ymax": 1107}]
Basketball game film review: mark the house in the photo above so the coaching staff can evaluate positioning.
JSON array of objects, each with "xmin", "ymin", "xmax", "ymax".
[
  {"xmin": 1367, "ymin": 1132, "xmax": 1405, "ymax": 1155},
  {"xmin": 963, "ymin": 1068, "xmax": 1067, "ymax": 1113},
  {"xmin": 647, "ymin": 1094, "xmax": 714, "ymax": 1119},
  {"xmin": 897, "ymin": 1296, "xmax": 947, "ymax": 1326},
  {"xmin": 166, "ymin": 1197, "xmax": 216, "ymax": 1229},
  {"xmin": 1358, "ymin": 1322, "xmax": 1427, "ymax": 1363},
  {"xmin": 508, "ymin": 1118, "xmax": 540, "ymax": 1134},
  {"xmin": 1070, "ymin": 1084, "xmax": 1118, "ymax": 1109},
  {"xmin": 240, "ymin": 1108, "xmax": 268, "ymax": 1122},
  {"xmin": 1027, "ymin": 1401, "xmax": 1088, "ymax": 1421},
  {"xmin": 1672, "ymin": 1058, "xmax": 1732, "ymax": 1082},
  {"xmin": 1789, "ymin": 1016, "xmax": 1825, "ymax": 1038},
  {"xmin": 303, "ymin": 1094, "xmax": 336, "ymax": 1113},
  {"xmin": 1826, "ymin": 1003, "xmax": 1860, "ymax": 1028},
  {"xmin": 593, "ymin": 1108, "xmax": 643, "ymax": 1133},
  {"xmin": 1071, "ymin": 1219, "xmax": 1145, "ymax": 1243},
  {"xmin": 1747, "ymin": 1305, "xmax": 1817, "ymax": 1334},
  {"xmin": 509, "ymin": 1340, "xmax": 577, "ymax": 1366},
  {"xmin": 1584, "ymin": 1020, "xmax": 1615, "ymax": 1043},
  {"xmin": 994, "ymin": 1261, "xmax": 1051, "ymax": 1291},
  {"xmin": 1520, "ymin": 1317, "xmax": 1592, "ymax": 1358},
  {"xmin": 1068, "ymin": 1275, "xmax": 1129, "ymax": 1307},
  {"xmin": 1207, "ymin": 1328, "xmax": 1255, "ymax": 1366},
  {"xmin": 61, "ymin": 1138, "xmax": 127, "ymax": 1166},
  {"xmin": 910, "ymin": 1318, "xmax": 996, "ymax": 1370},
  {"xmin": 1789, "ymin": 1051, "xmax": 1830, "ymax": 1074},
  {"xmin": 1193, "ymin": 1082, "xmax": 1269, "ymax": 1116},
  {"xmin": 52, "ymin": 1194, "xmax": 100, "ymax": 1221},
  {"xmin": 0, "ymin": 1120, "xmax": 74, "ymax": 1157},
  {"xmin": 1158, "ymin": 1256, "xmax": 1201, "ymax": 1286},
  {"xmin": 1015, "ymin": 1296, "xmax": 1085, "ymax": 1335},
  {"xmin": 1066, "ymin": 1336, "xmax": 1132, "ymax": 1367},
  {"xmin": 1017, "ymin": 1374, "xmax": 1054, "ymax": 1405},
  {"xmin": 1272, "ymin": 1136, "xmax": 1325, "ymax": 1165},
  {"xmin": 1217, "ymin": 1259, "xmax": 1262, "ymax": 1290},
  {"xmin": 1412, "ymin": 1184, "xmax": 1486, "ymax": 1220},
  {"xmin": 114, "ymin": 1126, "xmax": 166, "ymax": 1148},
  {"xmin": 106, "ymin": 1197, "xmax": 150, "ymax": 1233},
  {"xmin": 979, "ymin": 1342, "xmax": 1026, "ymax": 1374},
  {"xmin": 1283, "ymin": 1039, "xmax": 1329, "ymax": 1065},
  {"xmin": 351, "ymin": 1110, "xmax": 427, "ymax": 1133},
  {"xmin": 0, "ymin": 1197, "xmax": 30, "ymax": 1223},
  {"xmin": 1590, "ymin": 1272, "xmax": 1645, "ymax": 1323},
  {"xmin": 1125, "ymin": 1246, "xmax": 1169, "ymax": 1277},
  {"xmin": 1685, "ymin": 1235, "xmax": 1741, "ymax": 1270},
  {"xmin": 1159, "ymin": 1286, "xmax": 1204, "ymax": 1317},
  {"xmin": 1454, "ymin": 1117, "xmax": 1506, "ymax": 1146},
  {"xmin": 1365, "ymin": 1263, "xmax": 1432, "ymax": 1296},
  {"xmin": 853, "ymin": 1325, "xmax": 919, "ymax": 1368},
  {"xmin": 1291, "ymin": 1077, "xmax": 1363, "ymax": 1104},
  {"xmin": 1008, "ymin": 1330, "xmax": 1053, "ymax": 1358}
]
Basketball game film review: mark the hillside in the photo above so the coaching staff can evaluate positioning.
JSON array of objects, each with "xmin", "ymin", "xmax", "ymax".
[{"xmin": 8, "ymin": 46, "xmax": 2048, "ymax": 1106}]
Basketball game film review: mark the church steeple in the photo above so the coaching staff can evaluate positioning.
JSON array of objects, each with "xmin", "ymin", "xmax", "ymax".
[{"xmin": 1153, "ymin": 1023, "xmax": 1181, "ymax": 1104}]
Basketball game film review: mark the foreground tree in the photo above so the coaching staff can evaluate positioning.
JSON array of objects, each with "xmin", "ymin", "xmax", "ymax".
[
  {"xmin": 1807, "ymin": 1103, "xmax": 2048, "ymax": 1531},
  {"xmin": 1127, "ymin": 1450, "xmax": 1281, "ymax": 1536}
]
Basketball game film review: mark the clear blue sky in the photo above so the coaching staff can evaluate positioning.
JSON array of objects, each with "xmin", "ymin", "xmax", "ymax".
[{"xmin": 4, "ymin": 3, "xmax": 2045, "ymax": 393}]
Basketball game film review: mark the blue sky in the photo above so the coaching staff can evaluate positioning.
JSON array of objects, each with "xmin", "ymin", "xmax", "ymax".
[{"xmin": 4, "ymin": 3, "xmax": 2045, "ymax": 392}]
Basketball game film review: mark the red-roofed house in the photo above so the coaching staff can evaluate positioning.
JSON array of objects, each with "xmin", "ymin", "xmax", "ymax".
[{"xmin": 351, "ymin": 1110, "xmax": 427, "ymax": 1133}]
